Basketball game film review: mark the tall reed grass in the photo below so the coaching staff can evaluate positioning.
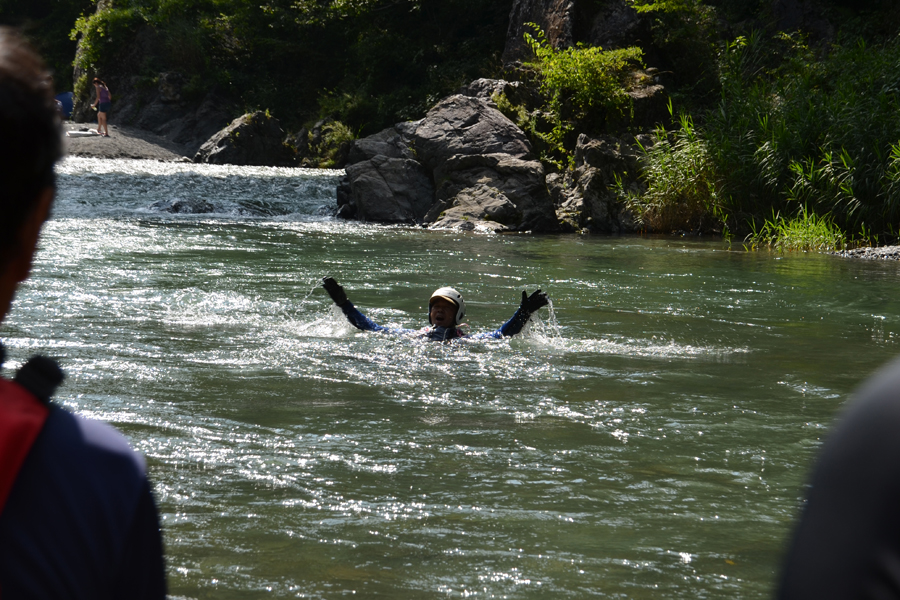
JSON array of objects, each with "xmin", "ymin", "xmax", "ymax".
[
  {"xmin": 625, "ymin": 104, "xmax": 723, "ymax": 233},
  {"xmin": 706, "ymin": 32, "xmax": 900, "ymax": 243},
  {"xmin": 632, "ymin": 30, "xmax": 900, "ymax": 245},
  {"xmin": 743, "ymin": 206, "xmax": 847, "ymax": 252}
]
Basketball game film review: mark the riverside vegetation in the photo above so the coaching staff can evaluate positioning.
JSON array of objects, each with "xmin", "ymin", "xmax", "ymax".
[{"xmin": 4, "ymin": 0, "xmax": 900, "ymax": 249}]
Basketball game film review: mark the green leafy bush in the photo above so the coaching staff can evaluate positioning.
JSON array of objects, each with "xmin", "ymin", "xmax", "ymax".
[
  {"xmin": 318, "ymin": 120, "xmax": 355, "ymax": 168},
  {"xmin": 706, "ymin": 31, "xmax": 900, "ymax": 242},
  {"xmin": 630, "ymin": 0, "xmax": 719, "ymax": 103},
  {"xmin": 522, "ymin": 24, "xmax": 642, "ymax": 168},
  {"xmin": 744, "ymin": 206, "xmax": 847, "ymax": 253},
  {"xmin": 70, "ymin": 5, "xmax": 142, "ymax": 95},
  {"xmin": 626, "ymin": 106, "xmax": 722, "ymax": 233}
]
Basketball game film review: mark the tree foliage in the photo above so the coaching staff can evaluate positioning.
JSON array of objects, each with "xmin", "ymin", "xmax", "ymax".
[{"xmin": 62, "ymin": 0, "xmax": 508, "ymax": 133}]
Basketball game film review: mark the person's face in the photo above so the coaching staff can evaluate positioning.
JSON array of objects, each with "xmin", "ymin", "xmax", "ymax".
[{"xmin": 429, "ymin": 297, "xmax": 457, "ymax": 328}]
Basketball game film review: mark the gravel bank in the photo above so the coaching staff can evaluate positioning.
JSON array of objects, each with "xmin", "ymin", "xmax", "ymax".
[
  {"xmin": 64, "ymin": 122, "xmax": 191, "ymax": 162},
  {"xmin": 835, "ymin": 246, "xmax": 900, "ymax": 260}
]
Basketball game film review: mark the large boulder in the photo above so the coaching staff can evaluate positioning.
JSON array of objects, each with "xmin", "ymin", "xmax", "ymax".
[
  {"xmin": 425, "ymin": 152, "xmax": 558, "ymax": 232},
  {"xmin": 194, "ymin": 111, "xmax": 293, "ymax": 166},
  {"xmin": 412, "ymin": 95, "xmax": 557, "ymax": 232},
  {"xmin": 412, "ymin": 95, "xmax": 534, "ymax": 169},
  {"xmin": 555, "ymin": 133, "xmax": 644, "ymax": 233},
  {"xmin": 337, "ymin": 95, "xmax": 558, "ymax": 232},
  {"xmin": 458, "ymin": 78, "xmax": 541, "ymax": 111},
  {"xmin": 340, "ymin": 154, "xmax": 435, "ymax": 223},
  {"xmin": 335, "ymin": 123, "xmax": 432, "ymax": 222}
]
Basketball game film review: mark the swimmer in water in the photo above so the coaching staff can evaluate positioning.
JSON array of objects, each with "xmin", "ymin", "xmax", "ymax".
[{"xmin": 322, "ymin": 277, "xmax": 549, "ymax": 342}]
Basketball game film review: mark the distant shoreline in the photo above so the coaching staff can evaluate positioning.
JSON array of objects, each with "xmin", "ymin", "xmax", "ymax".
[
  {"xmin": 63, "ymin": 122, "xmax": 191, "ymax": 162},
  {"xmin": 58, "ymin": 121, "xmax": 900, "ymax": 259}
]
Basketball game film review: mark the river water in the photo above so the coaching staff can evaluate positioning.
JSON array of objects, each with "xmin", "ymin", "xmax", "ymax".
[{"xmin": 6, "ymin": 157, "xmax": 900, "ymax": 598}]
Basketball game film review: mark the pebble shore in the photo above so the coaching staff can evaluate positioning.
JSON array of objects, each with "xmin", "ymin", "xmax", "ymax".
[
  {"xmin": 63, "ymin": 122, "xmax": 191, "ymax": 162},
  {"xmin": 835, "ymin": 246, "xmax": 900, "ymax": 260}
]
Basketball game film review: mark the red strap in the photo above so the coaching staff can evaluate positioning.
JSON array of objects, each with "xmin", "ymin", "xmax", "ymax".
[{"xmin": 0, "ymin": 378, "xmax": 49, "ymax": 512}]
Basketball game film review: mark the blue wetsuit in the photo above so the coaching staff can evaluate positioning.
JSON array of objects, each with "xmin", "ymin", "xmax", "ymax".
[
  {"xmin": 338, "ymin": 301, "xmax": 536, "ymax": 340},
  {"xmin": 0, "ymin": 353, "xmax": 166, "ymax": 599}
]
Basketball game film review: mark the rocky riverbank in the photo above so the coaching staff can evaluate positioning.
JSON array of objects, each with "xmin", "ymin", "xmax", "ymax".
[
  {"xmin": 835, "ymin": 246, "xmax": 900, "ymax": 260},
  {"xmin": 58, "ymin": 121, "xmax": 900, "ymax": 259},
  {"xmin": 63, "ymin": 122, "xmax": 191, "ymax": 162}
]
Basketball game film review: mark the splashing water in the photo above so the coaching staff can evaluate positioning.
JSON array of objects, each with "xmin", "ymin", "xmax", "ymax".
[{"xmin": 4, "ymin": 158, "xmax": 900, "ymax": 598}]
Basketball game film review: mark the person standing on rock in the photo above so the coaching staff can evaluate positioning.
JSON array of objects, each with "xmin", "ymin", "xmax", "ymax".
[
  {"xmin": 91, "ymin": 77, "xmax": 111, "ymax": 137},
  {"xmin": 322, "ymin": 277, "xmax": 550, "ymax": 342}
]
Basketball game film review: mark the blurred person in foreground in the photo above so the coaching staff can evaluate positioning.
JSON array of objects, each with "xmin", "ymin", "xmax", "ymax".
[
  {"xmin": 0, "ymin": 27, "xmax": 166, "ymax": 598},
  {"xmin": 779, "ymin": 356, "xmax": 900, "ymax": 599}
]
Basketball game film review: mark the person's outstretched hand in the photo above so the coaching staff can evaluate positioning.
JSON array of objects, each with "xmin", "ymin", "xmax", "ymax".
[
  {"xmin": 322, "ymin": 277, "xmax": 348, "ymax": 306},
  {"xmin": 521, "ymin": 289, "xmax": 549, "ymax": 314}
]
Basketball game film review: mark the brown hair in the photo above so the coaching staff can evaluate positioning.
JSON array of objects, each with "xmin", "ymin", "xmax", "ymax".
[{"xmin": 0, "ymin": 27, "xmax": 62, "ymax": 258}]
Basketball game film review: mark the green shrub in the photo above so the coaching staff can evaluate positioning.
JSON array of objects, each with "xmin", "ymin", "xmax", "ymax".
[
  {"xmin": 706, "ymin": 31, "xmax": 900, "ymax": 241},
  {"xmin": 70, "ymin": 6, "xmax": 142, "ymax": 76},
  {"xmin": 744, "ymin": 206, "xmax": 848, "ymax": 252},
  {"xmin": 522, "ymin": 24, "xmax": 642, "ymax": 168},
  {"xmin": 630, "ymin": 0, "xmax": 719, "ymax": 103},
  {"xmin": 625, "ymin": 105, "xmax": 722, "ymax": 233},
  {"xmin": 318, "ymin": 120, "xmax": 355, "ymax": 168}
]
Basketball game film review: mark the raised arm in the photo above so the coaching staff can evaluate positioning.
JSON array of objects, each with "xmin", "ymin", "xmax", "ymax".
[
  {"xmin": 479, "ymin": 289, "xmax": 549, "ymax": 339},
  {"xmin": 323, "ymin": 277, "xmax": 384, "ymax": 332},
  {"xmin": 322, "ymin": 277, "xmax": 416, "ymax": 334}
]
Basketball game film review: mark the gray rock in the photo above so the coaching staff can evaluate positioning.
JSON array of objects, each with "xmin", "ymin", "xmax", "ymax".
[
  {"xmin": 622, "ymin": 69, "xmax": 669, "ymax": 130},
  {"xmin": 556, "ymin": 134, "xmax": 642, "ymax": 233},
  {"xmin": 428, "ymin": 152, "xmax": 557, "ymax": 232},
  {"xmin": 337, "ymin": 93, "xmax": 559, "ymax": 232},
  {"xmin": 427, "ymin": 184, "xmax": 520, "ymax": 232},
  {"xmin": 458, "ymin": 79, "xmax": 541, "ymax": 111},
  {"xmin": 346, "ymin": 125, "xmax": 418, "ymax": 164},
  {"xmin": 150, "ymin": 197, "xmax": 214, "ymax": 214},
  {"xmin": 836, "ymin": 246, "xmax": 900, "ymax": 260},
  {"xmin": 156, "ymin": 72, "xmax": 185, "ymax": 103},
  {"xmin": 194, "ymin": 111, "xmax": 293, "ymax": 166},
  {"xmin": 341, "ymin": 154, "xmax": 434, "ymax": 223},
  {"xmin": 411, "ymin": 96, "xmax": 556, "ymax": 232},
  {"xmin": 588, "ymin": 0, "xmax": 649, "ymax": 51},
  {"xmin": 411, "ymin": 95, "xmax": 533, "ymax": 171},
  {"xmin": 502, "ymin": 0, "xmax": 576, "ymax": 66},
  {"xmin": 150, "ymin": 90, "xmax": 236, "ymax": 152}
]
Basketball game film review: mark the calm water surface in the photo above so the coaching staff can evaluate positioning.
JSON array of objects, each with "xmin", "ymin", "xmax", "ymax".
[{"xmin": 5, "ymin": 157, "xmax": 900, "ymax": 598}]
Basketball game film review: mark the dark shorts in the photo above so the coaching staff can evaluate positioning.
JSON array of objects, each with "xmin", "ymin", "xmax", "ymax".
[{"xmin": 98, "ymin": 102, "xmax": 111, "ymax": 114}]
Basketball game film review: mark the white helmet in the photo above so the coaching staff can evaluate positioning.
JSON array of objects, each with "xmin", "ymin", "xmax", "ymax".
[{"xmin": 429, "ymin": 287, "xmax": 466, "ymax": 325}]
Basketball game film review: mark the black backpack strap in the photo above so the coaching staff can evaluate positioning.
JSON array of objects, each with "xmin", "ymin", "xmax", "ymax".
[{"xmin": 14, "ymin": 356, "xmax": 64, "ymax": 404}]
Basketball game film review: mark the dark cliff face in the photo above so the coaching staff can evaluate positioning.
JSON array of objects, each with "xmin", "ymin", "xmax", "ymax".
[{"xmin": 502, "ymin": 0, "xmax": 576, "ymax": 65}]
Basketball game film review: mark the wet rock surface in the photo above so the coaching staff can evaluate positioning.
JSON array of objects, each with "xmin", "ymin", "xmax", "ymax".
[
  {"xmin": 337, "ymin": 95, "xmax": 558, "ymax": 232},
  {"xmin": 835, "ymin": 246, "xmax": 900, "ymax": 260},
  {"xmin": 193, "ymin": 111, "xmax": 294, "ymax": 166}
]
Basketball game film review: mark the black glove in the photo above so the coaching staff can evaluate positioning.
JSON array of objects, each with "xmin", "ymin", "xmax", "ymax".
[
  {"xmin": 322, "ymin": 277, "xmax": 348, "ymax": 306},
  {"xmin": 521, "ymin": 289, "xmax": 549, "ymax": 314}
]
